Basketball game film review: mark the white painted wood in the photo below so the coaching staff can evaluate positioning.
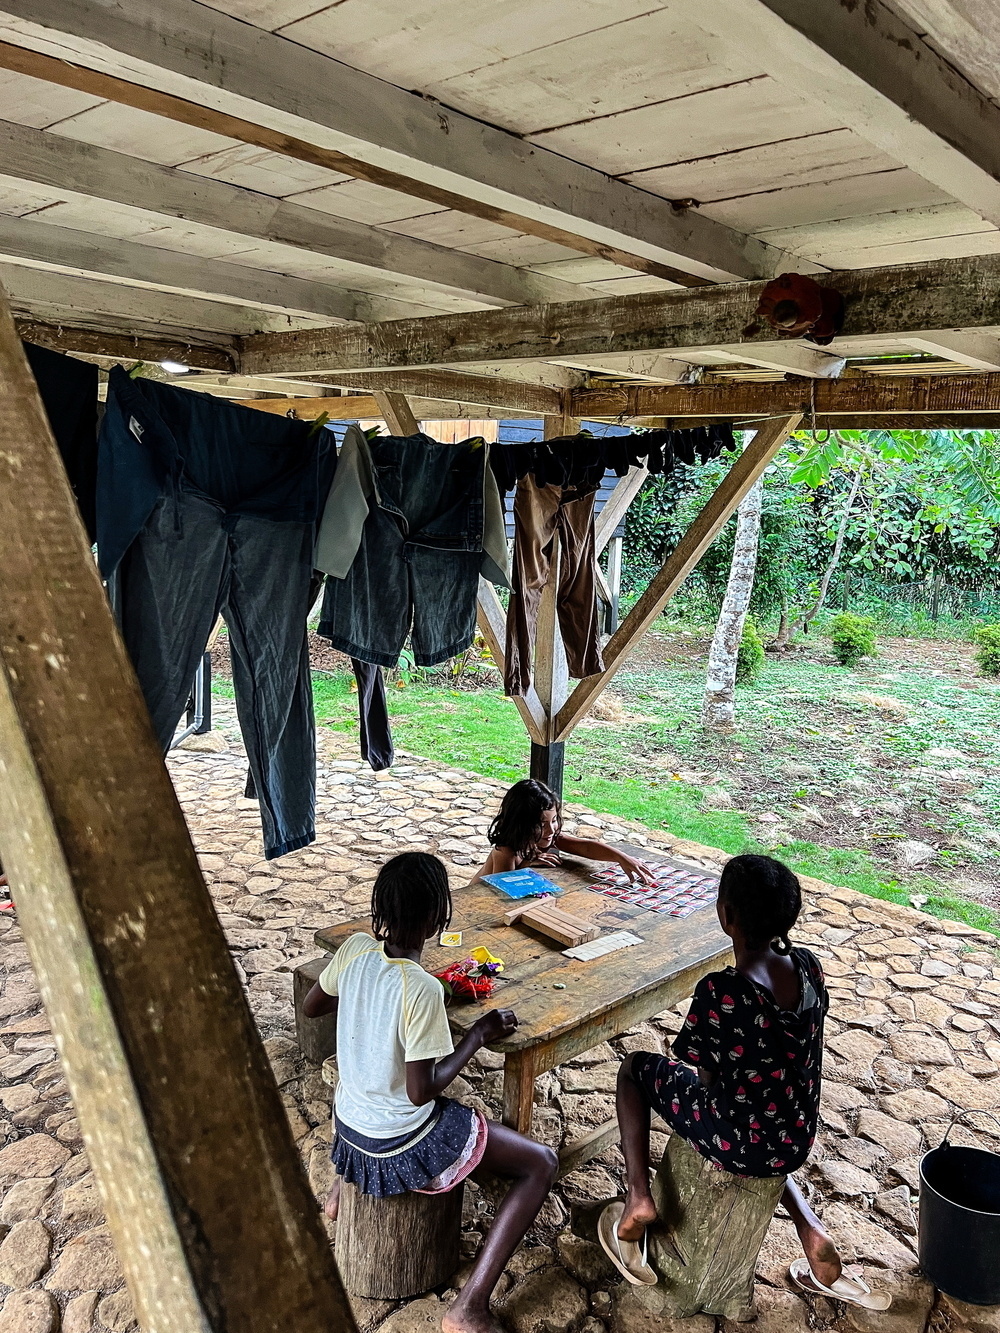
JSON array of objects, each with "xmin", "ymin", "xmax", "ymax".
[
  {"xmin": 0, "ymin": 120, "xmax": 599, "ymax": 308},
  {"xmin": 0, "ymin": 65, "xmax": 102, "ymax": 126},
  {"xmin": 275, "ymin": 0, "xmax": 667, "ymax": 90},
  {"xmin": 623, "ymin": 128, "xmax": 898, "ymax": 204},
  {"xmin": 529, "ymin": 76, "xmax": 842, "ymax": 177},
  {"xmin": 181, "ymin": 142, "xmax": 348, "ymax": 196},
  {"xmin": 53, "ymin": 99, "xmax": 240, "ymax": 166},
  {"xmin": 902, "ymin": 332, "xmax": 1000, "ymax": 372},
  {"xmin": 703, "ymin": 346, "xmax": 847, "ymax": 379},
  {"xmin": 1, "ymin": 265, "xmax": 330, "ymax": 335},
  {"xmin": 287, "ymin": 178, "xmax": 446, "ymax": 226},
  {"xmin": 552, "ymin": 353, "xmax": 694, "ymax": 382},
  {"xmin": 758, "ymin": 202, "xmax": 996, "ymax": 258},
  {"xmin": 0, "ymin": 214, "xmax": 368, "ymax": 318},
  {"xmin": 701, "ymin": 169, "xmax": 950, "ymax": 233},
  {"xmin": 0, "ymin": 0, "xmax": 799, "ymax": 282},
  {"xmin": 686, "ymin": 0, "xmax": 1000, "ymax": 228},
  {"xmin": 419, "ymin": 8, "xmax": 759, "ymax": 136},
  {"xmin": 890, "ymin": 0, "xmax": 1000, "ymax": 104},
  {"xmin": 815, "ymin": 230, "xmax": 1000, "ymax": 272},
  {"xmin": 463, "ymin": 236, "xmax": 583, "ymax": 268}
]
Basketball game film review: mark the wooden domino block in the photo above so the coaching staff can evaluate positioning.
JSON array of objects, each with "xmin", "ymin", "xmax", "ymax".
[{"xmin": 505, "ymin": 902, "xmax": 600, "ymax": 948}]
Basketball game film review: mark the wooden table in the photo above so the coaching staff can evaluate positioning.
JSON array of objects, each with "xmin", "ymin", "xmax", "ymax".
[{"xmin": 314, "ymin": 847, "xmax": 731, "ymax": 1176}]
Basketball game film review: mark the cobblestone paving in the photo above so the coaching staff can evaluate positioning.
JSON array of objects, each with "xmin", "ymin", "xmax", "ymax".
[{"xmin": 1, "ymin": 706, "xmax": 999, "ymax": 1333}]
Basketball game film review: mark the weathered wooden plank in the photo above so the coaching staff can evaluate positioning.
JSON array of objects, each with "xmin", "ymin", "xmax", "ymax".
[
  {"xmin": 555, "ymin": 415, "xmax": 801, "ymax": 739},
  {"xmin": 0, "ymin": 117, "xmax": 584, "ymax": 311},
  {"xmin": 238, "ymin": 253, "xmax": 1000, "ymax": 375},
  {"xmin": 0, "ymin": 1, "xmax": 792, "ymax": 285},
  {"xmin": 0, "ymin": 213, "xmax": 364, "ymax": 320},
  {"xmin": 373, "ymin": 390, "xmax": 418, "ymax": 436},
  {"xmin": 571, "ymin": 372, "xmax": 1000, "ymax": 420},
  {"xmin": 0, "ymin": 283, "xmax": 355, "ymax": 1332},
  {"xmin": 692, "ymin": 0, "xmax": 1000, "ymax": 228},
  {"xmin": 16, "ymin": 318, "xmax": 236, "ymax": 370},
  {"xmin": 323, "ymin": 370, "xmax": 563, "ymax": 416}
]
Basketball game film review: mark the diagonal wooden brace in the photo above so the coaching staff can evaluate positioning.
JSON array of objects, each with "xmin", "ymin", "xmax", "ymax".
[{"xmin": 554, "ymin": 414, "xmax": 802, "ymax": 740}]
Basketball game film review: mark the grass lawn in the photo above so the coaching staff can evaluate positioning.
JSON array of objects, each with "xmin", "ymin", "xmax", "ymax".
[{"xmin": 304, "ymin": 637, "xmax": 1000, "ymax": 938}]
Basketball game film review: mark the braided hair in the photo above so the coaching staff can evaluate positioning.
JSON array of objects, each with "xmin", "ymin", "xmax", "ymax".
[
  {"xmin": 488, "ymin": 778, "xmax": 560, "ymax": 860},
  {"xmin": 371, "ymin": 852, "xmax": 452, "ymax": 949},
  {"xmin": 718, "ymin": 854, "xmax": 801, "ymax": 955}
]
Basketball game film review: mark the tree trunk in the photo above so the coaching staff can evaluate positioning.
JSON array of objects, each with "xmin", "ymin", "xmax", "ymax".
[
  {"xmin": 335, "ymin": 1179, "xmax": 464, "ymax": 1299},
  {"xmin": 702, "ymin": 478, "xmax": 764, "ymax": 732},
  {"xmin": 798, "ymin": 463, "xmax": 864, "ymax": 632}
]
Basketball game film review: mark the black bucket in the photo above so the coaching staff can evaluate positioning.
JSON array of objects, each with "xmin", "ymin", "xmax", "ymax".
[{"xmin": 919, "ymin": 1111, "xmax": 1000, "ymax": 1306}]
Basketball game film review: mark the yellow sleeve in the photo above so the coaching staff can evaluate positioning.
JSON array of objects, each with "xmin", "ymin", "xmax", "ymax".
[
  {"xmin": 401, "ymin": 970, "xmax": 454, "ymax": 1062},
  {"xmin": 318, "ymin": 933, "xmax": 369, "ymax": 996}
]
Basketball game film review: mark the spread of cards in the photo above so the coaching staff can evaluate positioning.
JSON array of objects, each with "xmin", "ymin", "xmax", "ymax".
[{"xmin": 590, "ymin": 863, "xmax": 719, "ymax": 917}]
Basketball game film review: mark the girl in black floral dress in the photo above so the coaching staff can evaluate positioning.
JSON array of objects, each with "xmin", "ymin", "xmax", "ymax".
[{"xmin": 601, "ymin": 854, "xmax": 889, "ymax": 1309}]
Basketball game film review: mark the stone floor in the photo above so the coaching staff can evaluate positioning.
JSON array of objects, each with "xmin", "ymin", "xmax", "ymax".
[{"xmin": 1, "ymin": 703, "xmax": 1000, "ymax": 1333}]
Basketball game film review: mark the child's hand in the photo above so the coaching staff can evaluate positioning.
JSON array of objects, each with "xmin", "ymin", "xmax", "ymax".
[
  {"xmin": 617, "ymin": 852, "xmax": 655, "ymax": 885},
  {"xmin": 472, "ymin": 1008, "xmax": 519, "ymax": 1045},
  {"xmin": 530, "ymin": 852, "xmax": 561, "ymax": 868}
]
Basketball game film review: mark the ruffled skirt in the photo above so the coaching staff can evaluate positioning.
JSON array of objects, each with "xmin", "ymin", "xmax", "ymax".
[{"xmin": 332, "ymin": 1096, "xmax": 488, "ymax": 1197}]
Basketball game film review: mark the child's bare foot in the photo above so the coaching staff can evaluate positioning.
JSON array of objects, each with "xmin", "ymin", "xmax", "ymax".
[
  {"xmin": 617, "ymin": 1188, "xmax": 658, "ymax": 1242},
  {"xmin": 324, "ymin": 1179, "xmax": 341, "ymax": 1221},
  {"xmin": 442, "ymin": 1299, "xmax": 507, "ymax": 1333},
  {"xmin": 796, "ymin": 1221, "xmax": 841, "ymax": 1290}
]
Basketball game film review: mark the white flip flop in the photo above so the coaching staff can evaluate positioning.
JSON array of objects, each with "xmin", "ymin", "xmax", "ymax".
[
  {"xmin": 598, "ymin": 1201, "xmax": 658, "ymax": 1286},
  {"xmin": 789, "ymin": 1258, "xmax": 892, "ymax": 1310}
]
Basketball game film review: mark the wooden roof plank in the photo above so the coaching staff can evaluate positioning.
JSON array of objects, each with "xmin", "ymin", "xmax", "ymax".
[{"xmin": 0, "ymin": 1, "xmax": 808, "ymax": 284}]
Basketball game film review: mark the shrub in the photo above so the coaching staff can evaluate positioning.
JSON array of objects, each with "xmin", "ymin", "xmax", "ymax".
[
  {"xmin": 829, "ymin": 613, "xmax": 877, "ymax": 668},
  {"xmin": 736, "ymin": 617, "xmax": 765, "ymax": 683},
  {"xmin": 972, "ymin": 624, "xmax": 1000, "ymax": 677}
]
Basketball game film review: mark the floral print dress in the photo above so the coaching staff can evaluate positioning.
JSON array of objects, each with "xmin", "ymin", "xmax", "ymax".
[{"xmin": 632, "ymin": 947, "xmax": 828, "ymax": 1177}]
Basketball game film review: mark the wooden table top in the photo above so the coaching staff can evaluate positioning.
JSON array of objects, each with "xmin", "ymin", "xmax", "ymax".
[{"xmin": 314, "ymin": 847, "xmax": 732, "ymax": 1055}]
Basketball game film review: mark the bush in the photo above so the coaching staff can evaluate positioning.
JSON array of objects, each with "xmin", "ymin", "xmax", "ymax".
[
  {"xmin": 829, "ymin": 613, "xmax": 877, "ymax": 668},
  {"xmin": 972, "ymin": 624, "xmax": 1000, "ymax": 676},
  {"xmin": 736, "ymin": 617, "xmax": 765, "ymax": 683}
]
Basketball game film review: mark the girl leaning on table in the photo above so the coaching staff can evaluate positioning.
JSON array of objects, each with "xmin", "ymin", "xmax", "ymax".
[
  {"xmin": 477, "ymin": 777, "xmax": 655, "ymax": 884},
  {"xmin": 303, "ymin": 850, "xmax": 556, "ymax": 1333}
]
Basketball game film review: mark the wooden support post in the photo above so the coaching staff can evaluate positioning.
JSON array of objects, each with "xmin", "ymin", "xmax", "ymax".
[
  {"xmin": 554, "ymin": 414, "xmax": 801, "ymax": 740},
  {"xmin": 373, "ymin": 389, "xmax": 420, "ymax": 436},
  {"xmin": 0, "ymin": 284, "xmax": 356, "ymax": 1332},
  {"xmin": 606, "ymin": 535, "xmax": 623, "ymax": 633},
  {"xmin": 476, "ymin": 579, "xmax": 546, "ymax": 745}
]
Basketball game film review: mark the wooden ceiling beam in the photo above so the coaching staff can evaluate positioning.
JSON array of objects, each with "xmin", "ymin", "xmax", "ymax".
[
  {"xmin": 317, "ymin": 370, "xmax": 563, "ymax": 416},
  {"xmin": 570, "ymin": 372, "xmax": 1000, "ymax": 421},
  {"xmin": 0, "ymin": 214, "xmax": 364, "ymax": 322},
  {"xmin": 0, "ymin": 2, "xmax": 808, "ymax": 286},
  {"xmin": 0, "ymin": 120, "xmax": 588, "ymax": 313},
  {"xmin": 238, "ymin": 253, "xmax": 1000, "ymax": 376},
  {"xmin": 16, "ymin": 318, "xmax": 236, "ymax": 370},
  {"xmin": 691, "ymin": 0, "xmax": 1000, "ymax": 228}
]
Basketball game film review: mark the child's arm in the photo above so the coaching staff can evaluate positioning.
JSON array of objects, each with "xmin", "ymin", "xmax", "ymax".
[
  {"xmin": 302, "ymin": 982, "xmax": 338, "ymax": 1019},
  {"xmin": 554, "ymin": 832, "xmax": 656, "ymax": 884},
  {"xmin": 406, "ymin": 1008, "xmax": 517, "ymax": 1107}
]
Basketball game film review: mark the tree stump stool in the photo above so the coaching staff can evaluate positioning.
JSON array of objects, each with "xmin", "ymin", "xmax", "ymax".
[
  {"xmin": 335, "ymin": 1178, "xmax": 464, "ymax": 1299},
  {"xmin": 634, "ymin": 1133, "xmax": 785, "ymax": 1322},
  {"xmin": 294, "ymin": 956, "xmax": 336, "ymax": 1064}
]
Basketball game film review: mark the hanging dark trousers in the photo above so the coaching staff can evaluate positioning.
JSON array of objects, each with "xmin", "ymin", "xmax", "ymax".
[
  {"xmin": 504, "ymin": 478, "xmax": 605, "ymax": 697},
  {"xmin": 97, "ymin": 367, "xmax": 335, "ymax": 859}
]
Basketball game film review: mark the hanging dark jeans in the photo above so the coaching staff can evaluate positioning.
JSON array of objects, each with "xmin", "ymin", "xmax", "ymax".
[
  {"xmin": 504, "ymin": 478, "xmax": 605, "ymax": 697},
  {"xmin": 97, "ymin": 367, "xmax": 334, "ymax": 859},
  {"xmin": 318, "ymin": 432, "xmax": 486, "ymax": 667},
  {"xmin": 120, "ymin": 493, "xmax": 317, "ymax": 857}
]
